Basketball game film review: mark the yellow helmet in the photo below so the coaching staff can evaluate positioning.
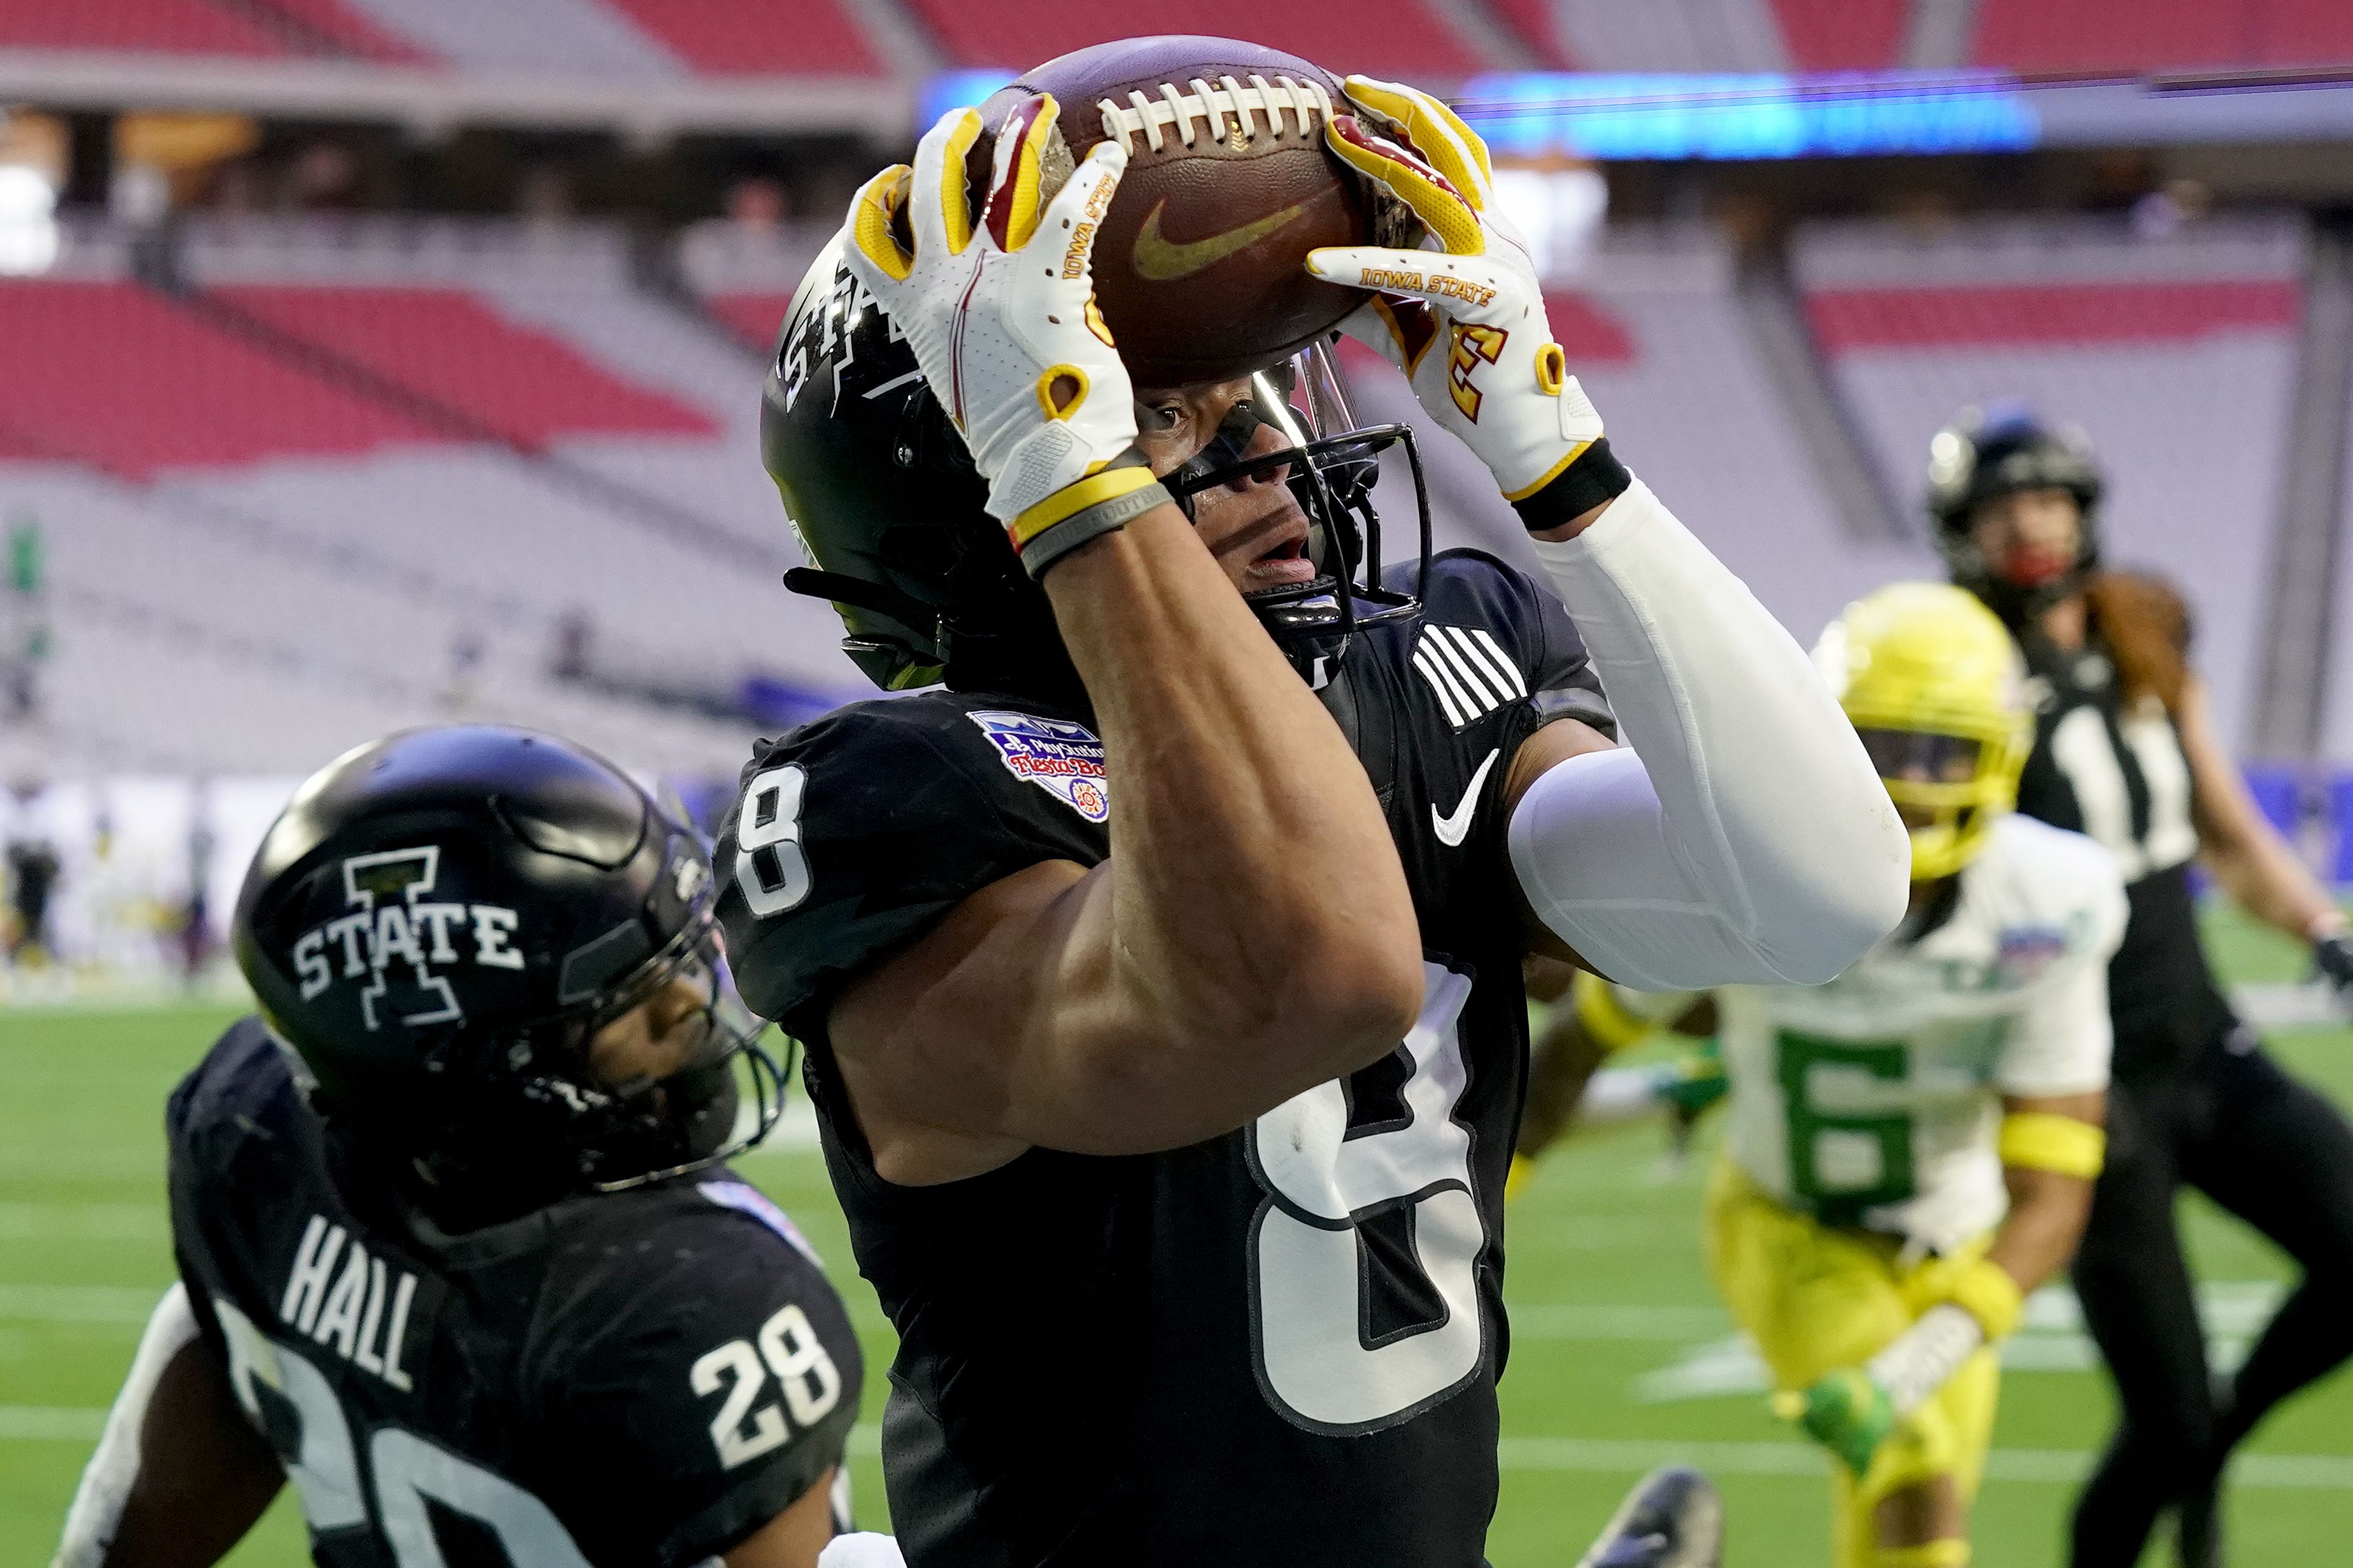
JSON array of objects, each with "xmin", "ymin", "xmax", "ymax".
[{"xmin": 1814, "ymin": 582, "xmax": 2033, "ymax": 882}]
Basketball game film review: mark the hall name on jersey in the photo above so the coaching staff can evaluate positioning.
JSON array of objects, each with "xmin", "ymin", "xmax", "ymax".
[{"xmin": 279, "ymin": 1214, "xmax": 420, "ymax": 1392}]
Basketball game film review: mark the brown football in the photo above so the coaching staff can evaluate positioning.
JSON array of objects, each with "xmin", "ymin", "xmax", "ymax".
[{"xmin": 974, "ymin": 36, "xmax": 1396, "ymax": 391}]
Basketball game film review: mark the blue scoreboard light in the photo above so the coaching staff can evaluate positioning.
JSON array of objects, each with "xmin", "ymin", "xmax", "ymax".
[
  {"xmin": 1449, "ymin": 72, "xmax": 2039, "ymax": 160},
  {"xmin": 916, "ymin": 69, "xmax": 2041, "ymax": 160}
]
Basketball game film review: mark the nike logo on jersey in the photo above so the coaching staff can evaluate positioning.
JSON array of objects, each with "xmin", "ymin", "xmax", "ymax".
[
  {"xmin": 1412, "ymin": 625, "xmax": 1528, "ymax": 729},
  {"xmin": 1433, "ymin": 749, "xmax": 1501, "ymax": 848},
  {"xmin": 1132, "ymin": 197, "xmax": 1313, "ymax": 281}
]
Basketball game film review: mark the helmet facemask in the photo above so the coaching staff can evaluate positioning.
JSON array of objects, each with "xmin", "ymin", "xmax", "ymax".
[
  {"xmin": 338, "ymin": 913, "xmax": 788, "ymax": 1221},
  {"xmin": 549, "ymin": 917, "xmax": 788, "ymax": 1194},
  {"xmin": 1845, "ymin": 721, "xmax": 2030, "ymax": 882},
  {"xmin": 1816, "ymin": 581, "xmax": 2037, "ymax": 885},
  {"xmin": 1141, "ymin": 340, "xmax": 1431, "ymax": 685},
  {"xmin": 1926, "ymin": 409, "xmax": 2103, "ymax": 629}
]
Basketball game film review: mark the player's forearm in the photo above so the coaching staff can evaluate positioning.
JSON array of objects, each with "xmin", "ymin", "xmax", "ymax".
[
  {"xmin": 1518, "ymin": 1014, "xmax": 1607, "ymax": 1159},
  {"xmin": 2180, "ymin": 676, "xmax": 2338, "ymax": 940},
  {"xmin": 1044, "ymin": 508, "xmax": 1423, "ymax": 1068},
  {"xmin": 1989, "ymin": 1164, "xmax": 2095, "ymax": 1297},
  {"xmin": 56, "ymin": 1287, "xmax": 281, "ymax": 1568},
  {"xmin": 1512, "ymin": 482, "xmax": 1909, "ymax": 988},
  {"xmin": 2202, "ymin": 828, "xmax": 2336, "ymax": 943}
]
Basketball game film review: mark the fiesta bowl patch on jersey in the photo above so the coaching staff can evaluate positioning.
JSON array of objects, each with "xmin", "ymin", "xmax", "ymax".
[
  {"xmin": 967, "ymin": 710, "xmax": 1111, "ymax": 822},
  {"xmin": 1994, "ymin": 922, "xmax": 2076, "ymax": 987}
]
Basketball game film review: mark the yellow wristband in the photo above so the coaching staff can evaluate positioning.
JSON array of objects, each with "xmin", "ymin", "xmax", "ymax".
[
  {"xmin": 1872, "ymin": 1543, "xmax": 1972, "ymax": 1568},
  {"xmin": 1998, "ymin": 1112, "xmax": 2106, "ymax": 1180},
  {"xmin": 1571, "ymin": 971, "xmax": 1655, "ymax": 1056},
  {"xmin": 1006, "ymin": 463, "xmax": 1159, "ymax": 551},
  {"xmin": 1940, "ymin": 1256, "xmax": 2023, "ymax": 1342}
]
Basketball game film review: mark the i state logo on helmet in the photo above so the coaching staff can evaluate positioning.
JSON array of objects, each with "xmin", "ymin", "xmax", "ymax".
[{"xmin": 287, "ymin": 846, "xmax": 525, "ymax": 1031}]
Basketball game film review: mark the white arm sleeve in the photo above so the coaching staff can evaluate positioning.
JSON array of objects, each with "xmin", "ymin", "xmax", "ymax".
[
  {"xmin": 52, "ymin": 1283, "xmax": 199, "ymax": 1568},
  {"xmin": 1510, "ymin": 480, "xmax": 1910, "ymax": 989}
]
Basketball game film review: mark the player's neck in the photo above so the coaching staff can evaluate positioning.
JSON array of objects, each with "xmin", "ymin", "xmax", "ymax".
[
  {"xmin": 1900, "ymin": 874, "xmax": 1962, "ymax": 938},
  {"xmin": 2035, "ymin": 594, "xmax": 2088, "ymax": 651}
]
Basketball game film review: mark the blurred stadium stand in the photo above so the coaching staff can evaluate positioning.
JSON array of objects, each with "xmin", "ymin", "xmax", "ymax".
[
  {"xmin": 0, "ymin": 0, "xmax": 287, "ymax": 59},
  {"xmin": 1551, "ymin": 0, "xmax": 1789, "ymax": 73},
  {"xmin": 597, "ymin": 0, "xmax": 883, "ymax": 76},
  {"xmin": 889, "ymin": 0, "xmax": 1490, "ymax": 75},
  {"xmin": 1794, "ymin": 214, "xmax": 2308, "ymax": 751},
  {"xmin": 2, "ymin": 8, "xmax": 2351, "ymax": 788},
  {"xmin": 1770, "ymin": 0, "xmax": 1914, "ymax": 70},
  {"xmin": 0, "ymin": 215, "xmax": 860, "ymax": 778},
  {"xmin": 1968, "ymin": 0, "xmax": 2353, "ymax": 73}
]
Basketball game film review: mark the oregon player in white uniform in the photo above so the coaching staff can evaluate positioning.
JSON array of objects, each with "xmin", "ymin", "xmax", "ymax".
[{"xmin": 1518, "ymin": 583, "xmax": 2125, "ymax": 1568}]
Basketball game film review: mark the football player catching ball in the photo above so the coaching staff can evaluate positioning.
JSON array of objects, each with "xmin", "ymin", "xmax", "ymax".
[
  {"xmin": 719, "ymin": 52, "xmax": 1908, "ymax": 1567},
  {"xmin": 1520, "ymin": 584, "xmax": 2123, "ymax": 1568},
  {"xmin": 53, "ymin": 727, "xmax": 863, "ymax": 1568}
]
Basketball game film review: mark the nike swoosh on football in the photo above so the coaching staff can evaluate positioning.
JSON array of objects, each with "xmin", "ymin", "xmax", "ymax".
[
  {"xmin": 1433, "ymin": 749, "xmax": 1502, "ymax": 849},
  {"xmin": 1132, "ymin": 197, "xmax": 1313, "ymax": 282}
]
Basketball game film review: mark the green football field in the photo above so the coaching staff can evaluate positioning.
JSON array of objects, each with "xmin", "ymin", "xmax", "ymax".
[{"xmin": 5, "ymin": 911, "xmax": 2352, "ymax": 1565}]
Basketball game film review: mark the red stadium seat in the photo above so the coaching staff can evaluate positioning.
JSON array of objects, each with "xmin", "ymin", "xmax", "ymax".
[
  {"xmin": 1970, "ymin": 0, "xmax": 2235, "ymax": 72},
  {"xmin": 1806, "ymin": 280, "xmax": 2301, "ymax": 351},
  {"xmin": 1541, "ymin": 291, "xmax": 1640, "ymax": 366},
  {"xmin": 0, "ymin": 280, "xmax": 441, "ymax": 479},
  {"xmin": 260, "ymin": 0, "xmax": 437, "ymax": 62},
  {"xmin": 1771, "ymin": 0, "xmax": 1911, "ymax": 71},
  {"xmin": 706, "ymin": 292, "xmax": 795, "ymax": 351},
  {"xmin": 895, "ymin": 1, "xmax": 1484, "ymax": 77},
  {"xmin": 1477, "ymin": 0, "xmax": 1574, "ymax": 68},
  {"xmin": 213, "ymin": 285, "xmax": 721, "ymax": 448},
  {"xmin": 1966, "ymin": 0, "xmax": 2352, "ymax": 73},
  {"xmin": 0, "ymin": 0, "xmax": 286, "ymax": 55},
  {"xmin": 599, "ymin": 0, "xmax": 879, "ymax": 75},
  {"xmin": 2251, "ymin": 0, "xmax": 2353, "ymax": 66}
]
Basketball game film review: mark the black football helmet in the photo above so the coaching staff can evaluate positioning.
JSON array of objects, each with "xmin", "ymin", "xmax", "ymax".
[
  {"xmin": 764, "ymin": 231, "xmax": 1430, "ymax": 695},
  {"xmin": 1927, "ymin": 404, "xmax": 2104, "ymax": 627},
  {"xmin": 233, "ymin": 726, "xmax": 783, "ymax": 1218}
]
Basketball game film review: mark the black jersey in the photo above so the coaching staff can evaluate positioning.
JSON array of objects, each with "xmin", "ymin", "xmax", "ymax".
[
  {"xmin": 166, "ymin": 1018, "xmax": 863, "ymax": 1568},
  {"xmin": 714, "ymin": 551, "xmax": 1603, "ymax": 1568},
  {"xmin": 2010, "ymin": 628, "xmax": 2234, "ymax": 1075}
]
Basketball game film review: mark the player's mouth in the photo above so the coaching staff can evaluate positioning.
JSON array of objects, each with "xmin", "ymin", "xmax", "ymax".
[
  {"xmin": 1205, "ymin": 507, "xmax": 1316, "ymax": 590},
  {"xmin": 1246, "ymin": 524, "xmax": 1316, "ymax": 589},
  {"xmin": 1998, "ymin": 542, "xmax": 2077, "ymax": 586}
]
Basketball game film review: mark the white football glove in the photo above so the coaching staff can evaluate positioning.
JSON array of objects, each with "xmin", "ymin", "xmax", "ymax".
[
  {"xmin": 1305, "ymin": 76, "xmax": 1626, "ymax": 531},
  {"xmin": 844, "ymin": 96, "xmax": 1165, "ymax": 576}
]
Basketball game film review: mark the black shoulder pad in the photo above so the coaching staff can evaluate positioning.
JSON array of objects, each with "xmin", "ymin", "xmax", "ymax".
[
  {"xmin": 531, "ymin": 1180, "xmax": 865, "ymax": 1565},
  {"xmin": 1397, "ymin": 550, "xmax": 1611, "ymax": 737},
  {"xmin": 714, "ymin": 694, "xmax": 1110, "ymax": 1031}
]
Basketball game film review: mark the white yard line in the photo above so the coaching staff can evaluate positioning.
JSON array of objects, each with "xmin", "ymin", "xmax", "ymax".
[
  {"xmin": 0, "ymin": 1284, "xmax": 167, "ymax": 1322},
  {"xmin": 8, "ymin": 1411, "xmax": 2347, "ymax": 1491},
  {"xmin": 0, "ymin": 1203, "xmax": 166, "ymax": 1240}
]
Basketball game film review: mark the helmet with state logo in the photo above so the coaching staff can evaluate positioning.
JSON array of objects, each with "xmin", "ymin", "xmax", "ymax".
[
  {"xmin": 1814, "ymin": 583, "xmax": 2035, "ymax": 882},
  {"xmin": 233, "ymin": 725, "xmax": 781, "ymax": 1212}
]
